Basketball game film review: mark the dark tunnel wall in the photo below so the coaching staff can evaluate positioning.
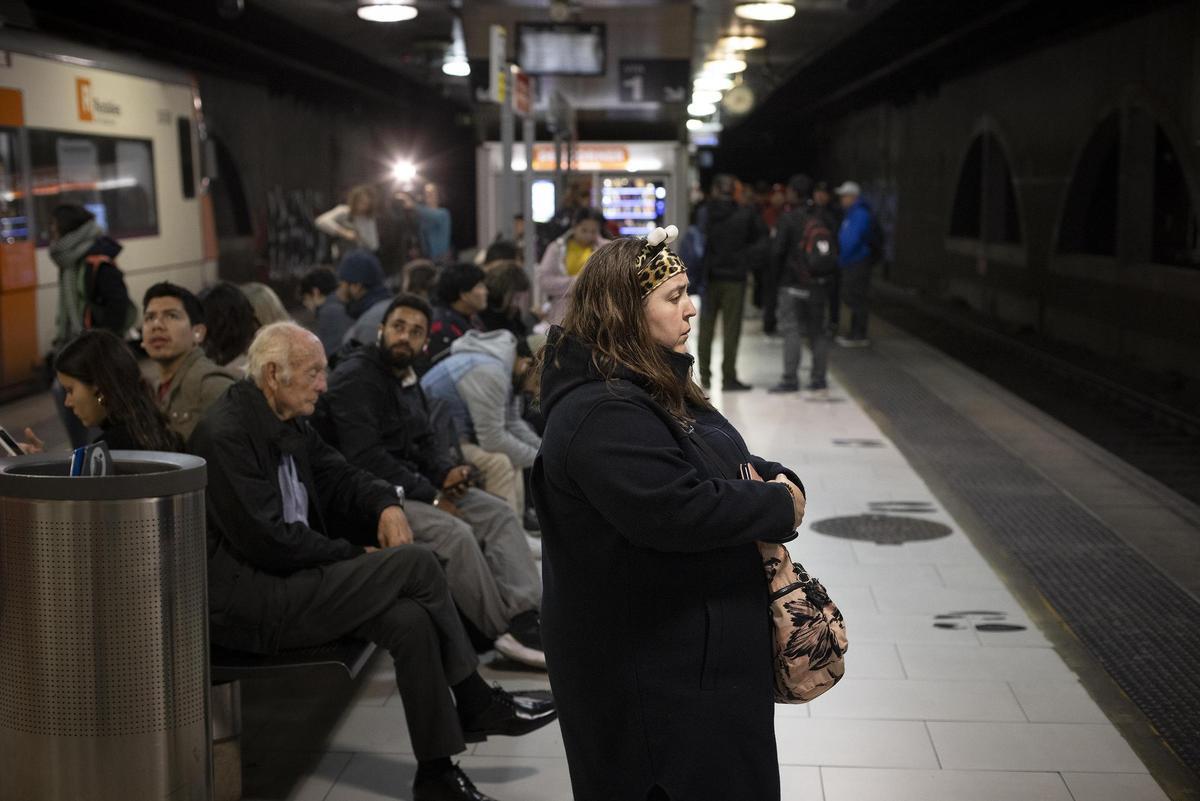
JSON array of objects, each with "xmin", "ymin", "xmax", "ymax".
[
  {"xmin": 742, "ymin": 3, "xmax": 1200, "ymax": 385},
  {"xmin": 198, "ymin": 73, "xmax": 475, "ymax": 286}
]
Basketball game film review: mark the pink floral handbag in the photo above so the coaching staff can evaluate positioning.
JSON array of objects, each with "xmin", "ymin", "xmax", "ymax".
[{"xmin": 758, "ymin": 542, "xmax": 848, "ymax": 703}]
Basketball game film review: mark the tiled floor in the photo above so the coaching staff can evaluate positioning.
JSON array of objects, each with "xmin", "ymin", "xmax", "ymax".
[{"xmin": 231, "ymin": 321, "xmax": 1174, "ymax": 800}]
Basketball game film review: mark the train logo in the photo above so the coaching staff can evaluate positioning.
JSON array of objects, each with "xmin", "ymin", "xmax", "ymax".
[{"xmin": 75, "ymin": 77, "xmax": 120, "ymax": 122}]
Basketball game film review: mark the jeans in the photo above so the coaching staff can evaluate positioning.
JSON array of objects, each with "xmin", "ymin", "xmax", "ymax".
[
  {"xmin": 776, "ymin": 283, "xmax": 830, "ymax": 386},
  {"xmin": 698, "ymin": 280, "xmax": 746, "ymax": 382}
]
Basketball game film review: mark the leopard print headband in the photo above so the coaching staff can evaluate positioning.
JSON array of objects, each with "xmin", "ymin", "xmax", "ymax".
[{"xmin": 635, "ymin": 225, "xmax": 685, "ymax": 297}]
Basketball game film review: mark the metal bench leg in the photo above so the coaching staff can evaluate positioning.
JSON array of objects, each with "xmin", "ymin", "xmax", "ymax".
[{"xmin": 211, "ymin": 681, "xmax": 244, "ymax": 801}]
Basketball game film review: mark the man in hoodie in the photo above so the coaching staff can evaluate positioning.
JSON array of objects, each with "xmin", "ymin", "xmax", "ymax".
[
  {"xmin": 314, "ymin": 294, "xmax": 545, "ymax": 669},
  {"xmin": 48, "ymin": 204, "xmax": 136, "ymax": 446},
  {"xmin": 421, "ymin": 329, "xmax": 540, "ymax": 517},
  {"xmin": 337, "ymin": 250, "xmax": 394, "ymax": 346},
  {"xmin": 696, "ymin": 175, "xmax": 768, "ymax": 392}
]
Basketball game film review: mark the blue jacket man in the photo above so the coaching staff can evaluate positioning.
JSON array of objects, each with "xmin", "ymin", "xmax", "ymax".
[{"xmin": 835, "ymin": 181, "xmax": 878, "ymax": 344}]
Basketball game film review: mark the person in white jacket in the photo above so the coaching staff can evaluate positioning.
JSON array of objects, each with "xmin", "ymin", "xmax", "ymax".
[
  {"xmin": 420, "ymin": 329, "xmax": 539, "ymax": 517},
  {"xmin": 315, "ymin": 184, "xmax": 379, "ymax": 260},
  {"xmin": 535, "ymin": 207, "xmax": 607, "ymax": 326}
]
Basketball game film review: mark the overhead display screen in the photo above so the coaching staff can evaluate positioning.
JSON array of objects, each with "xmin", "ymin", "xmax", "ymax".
[{"xmin": 516, "ymin": 23, "xmax": 606, "ymax": 76}]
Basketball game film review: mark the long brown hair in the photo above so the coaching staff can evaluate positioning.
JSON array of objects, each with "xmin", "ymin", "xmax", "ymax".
[{"xmin": 555, "ymin": 237, "xmax": 711, "ymax": 422}]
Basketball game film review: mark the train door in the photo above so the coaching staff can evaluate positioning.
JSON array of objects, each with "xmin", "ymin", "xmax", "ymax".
[{"xmin": 0, "ymin": 88, "xmax": 37, "ymax": 393}]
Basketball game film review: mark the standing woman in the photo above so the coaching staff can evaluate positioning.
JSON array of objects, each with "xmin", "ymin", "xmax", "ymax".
[
  {"xmin": 23, "ymin": 330, "xmax": 181, "ymax": 453},
  {"xmin": 531, "ymin": 232, "xmax": 807, "ymax": 801},
  {"xmin": 315, "ymin": 184, "xmax": 380, "ymax": 260},
  {"xmin": 535, "ymin": 207, "xmax": 608, "ymax": 326}
]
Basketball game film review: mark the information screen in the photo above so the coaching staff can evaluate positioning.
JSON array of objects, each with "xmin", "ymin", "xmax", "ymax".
[
  {"xmin": 601, "ymin": 177, "xmax": 666, "ymax": 237},
  {"xmin": 517, "ymin": 23, "xmax": 606, "ymax": 76}
]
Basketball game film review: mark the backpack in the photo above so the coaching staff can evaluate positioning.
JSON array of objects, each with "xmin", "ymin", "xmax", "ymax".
[
  {"xmin": 794, "ymin": 213, "xmax": 838, "ymax": 281},
  {"xmin": 80, "ymin": 255, "xmax": 139, "ymax": 336}
]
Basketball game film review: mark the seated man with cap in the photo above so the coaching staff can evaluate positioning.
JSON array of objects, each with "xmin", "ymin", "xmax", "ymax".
[{"xmin": 191, "ymin": 320, "xmax": 555, "ymax": 801}]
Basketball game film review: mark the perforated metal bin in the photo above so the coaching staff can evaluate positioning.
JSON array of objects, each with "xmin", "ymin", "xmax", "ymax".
[{"xmin": 0, "ymin": 452, "xmax": 210, "ymax": 801}]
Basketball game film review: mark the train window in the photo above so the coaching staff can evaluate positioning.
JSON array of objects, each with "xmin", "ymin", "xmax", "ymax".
[
  {"xmin": 177, "ymin": 118, "xmax": 195, "ymax": 199},
  {"xmin": 1058, "ymin": 114, "xmax": 1119, "ymax": 257},
  {"xmin": 948, "ymin": 133, "xmax": 1021, "ymax": 245},
  {"xmin": 1151, "ymin": 127, "xmax": 1199, "ymax": 269},
  {"xmin": 28, "ymin": 129, "xmax": 159, "ymax": 244},
  {"xmin": 0, "ymin": 128, "xmax": 29, "ymax": 242}
]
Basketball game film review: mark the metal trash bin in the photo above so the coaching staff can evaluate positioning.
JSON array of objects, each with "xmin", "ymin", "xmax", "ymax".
[{"xmin": 0, "ymin": 451, "xmax": 210, "ymax": 801}]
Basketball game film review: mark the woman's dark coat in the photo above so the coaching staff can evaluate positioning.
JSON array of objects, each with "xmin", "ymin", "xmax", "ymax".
[{"xmin": 531, "ymin": 330, "xmax": 802, "ymax": 801}]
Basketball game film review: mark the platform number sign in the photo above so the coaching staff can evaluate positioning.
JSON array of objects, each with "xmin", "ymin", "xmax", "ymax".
[{"xmin": 619, "ymin": 59, "xmax": 689, "ymax": 104}]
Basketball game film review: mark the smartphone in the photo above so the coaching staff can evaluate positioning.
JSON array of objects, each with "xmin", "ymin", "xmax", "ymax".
[
  {"xmin": 0, "ymin": 426, "xmax": 22, "ymax": 457},
  {"xmin": 69, "ymin": 446, "xmax": 86, "ymax": 476}
]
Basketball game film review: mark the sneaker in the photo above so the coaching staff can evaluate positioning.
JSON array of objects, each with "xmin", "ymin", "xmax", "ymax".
[
  {"xmin": 768, "ymin": 382, "xmax": 800, "ymax": 394},
  {"xmin": 494, "ymin": 632, "xmax": 546, "ymax": 670},
  {"xmin": 835, "ymin": 336, "xmax": 871, "ymax": 348},
  {"xmin": 525, "ymin": 532, "xmax": 542, "ymax": 558},
  {"xmin": 462, "ymin": 684, "xmax": 557, "ymax": 742},
  {"xmin": 722, "ymin": 379, "xmax": 753, "ymax": 392},
  {"xmin": 413, "ymin": 763, "xmax": 497, "ymax": 801}
]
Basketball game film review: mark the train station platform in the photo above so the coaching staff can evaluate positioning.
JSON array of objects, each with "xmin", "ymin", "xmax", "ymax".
[{"xmin": 1, "ymin": 317, "xmax": 1195, "ymax": 801}]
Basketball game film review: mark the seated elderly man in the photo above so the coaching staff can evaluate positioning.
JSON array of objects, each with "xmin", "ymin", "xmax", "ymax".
[
  {"xmin": 190, "ymin": 322, "xmax": 554, "ymax": 801},
  {"xmin": 313, "ymin": 295, "xmax": 545, "ymax": 669},
  {"xmin": 420, "ymin": 329, "xmax": 539, "ymax": 518}
]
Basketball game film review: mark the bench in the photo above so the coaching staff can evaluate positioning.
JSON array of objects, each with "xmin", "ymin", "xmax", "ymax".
[{"xmin": 210, "ymin": 639, "xmax": 377, "ymax": 801}]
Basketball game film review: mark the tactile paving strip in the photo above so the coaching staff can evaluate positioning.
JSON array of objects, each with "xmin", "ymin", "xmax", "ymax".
[{"xmin": 835, "ymin": 348, "xmax": 1200, "ymax": 778}]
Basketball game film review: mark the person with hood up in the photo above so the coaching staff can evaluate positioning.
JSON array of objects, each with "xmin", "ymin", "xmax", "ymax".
[
  {"xmin": 695, "ymin": 175, "xmax": 768, "ymax": 392},
  {"xmin": 421, "ymin": 329, "xmax": 540, "ymax": 517},
  {"xmin": 47, "ymin": 204, "xmax": 137, "ymax": 446},
  {"xmin": 337, "ymin": 249, "xmax": 395, "ymax": 346},
  {"xmin": 531, "ymin": 229, "xmax": 807, "ymax": 801}
]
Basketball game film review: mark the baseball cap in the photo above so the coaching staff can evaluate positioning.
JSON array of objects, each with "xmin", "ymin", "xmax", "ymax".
[{"xmin": 834, "ymin": 181, "xmax": 861, "ymax": 197}]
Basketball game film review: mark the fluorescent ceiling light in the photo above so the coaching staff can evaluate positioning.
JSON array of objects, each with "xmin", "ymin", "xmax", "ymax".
[
  {"xmin": 692, "ymin": 89, "xmax": 722, "ymax": 104},
  {"xmin": 687, "ymin": 101, "xmax": 717, "ymax": 117},
  {"xmin": 703, "ymin": 57, "xmax": 747, "ymax": 74},
  {"xmin": 686, "ymin": 119, "xmax": 703, "ymax": 131},
  {"xmin": 694, "ymin": 74, "xmax": 734, "ymax": 92},
  {"xmin": 734, "ymin": 2, "xmax": 796, "ymax": 21},
  {"xmin": 357, "ymin": 1, "xmax": 418, "ymax": 22},
  {"xmin": 718, "ymin": 35, "xmax": 767, "ymax": 51}
]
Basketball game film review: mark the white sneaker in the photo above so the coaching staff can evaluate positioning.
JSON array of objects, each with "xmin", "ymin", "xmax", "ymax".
[
  {"xmin": 494, "ymin": 632, "xmax": 547, "ymax": 669},
  {"xmin": 525, "ymin": 533, "xmax": 542, "ymax": 558}
]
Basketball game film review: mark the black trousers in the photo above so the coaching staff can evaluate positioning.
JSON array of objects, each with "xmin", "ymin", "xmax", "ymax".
[
  {"xmin": 842, "ymin": 259, "xmax": 874, "ymax": 338},
  {"xmin": 217, "ymin": 546, "xmax": 479, "ymax": 760}
]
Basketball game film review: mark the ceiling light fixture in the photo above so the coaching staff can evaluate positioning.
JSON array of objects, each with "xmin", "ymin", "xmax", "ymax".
[
  {"xmin": 694, "ymin": 74, "xmax": 734, "ymax": 92},
  {"xmin": 443, "ymin": 14, "xmax": 470, "ymax": 76},
  {"xmin": 357, "ymin": 1, "xmax": 418, "ymax": 22},
  {"xmin": 718, "ymin": 34, "xmax": 768, "ymax": 51},
  {"xmin": 734, "ymin": 1, "xmax": 796, "ymax": 22},
  {"xmin": 443, "ymin": 56, "xmax": 471, "ymax": 76},
  {"xmin": 687, "ymin": 101, "xmax": 717, "ymax": 117},
  {"xmin": 692, "ymin": 89, "xmax": 723, "ymax": 104},
  {"xmin": 703, "ymin": 57, "xmax": 747, "ymax": 74}
]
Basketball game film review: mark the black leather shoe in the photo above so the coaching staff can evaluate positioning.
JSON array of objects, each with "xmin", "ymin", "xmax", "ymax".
[
  {"xmin": 413, "ymin": 764, "xmax": 497, "ymax": 801},
  {"xmin": 462, "ymin": 685, "xmax": 557, "ymax": 742},
  {"xmin": 723, "ymin": 379, "xmax": 753, "ymax": 392}
]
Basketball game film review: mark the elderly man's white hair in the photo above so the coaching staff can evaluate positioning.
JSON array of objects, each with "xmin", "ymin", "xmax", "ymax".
[{"xmin": 247, "ymin": 321, "xmax": 319, "ymax": 386}]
